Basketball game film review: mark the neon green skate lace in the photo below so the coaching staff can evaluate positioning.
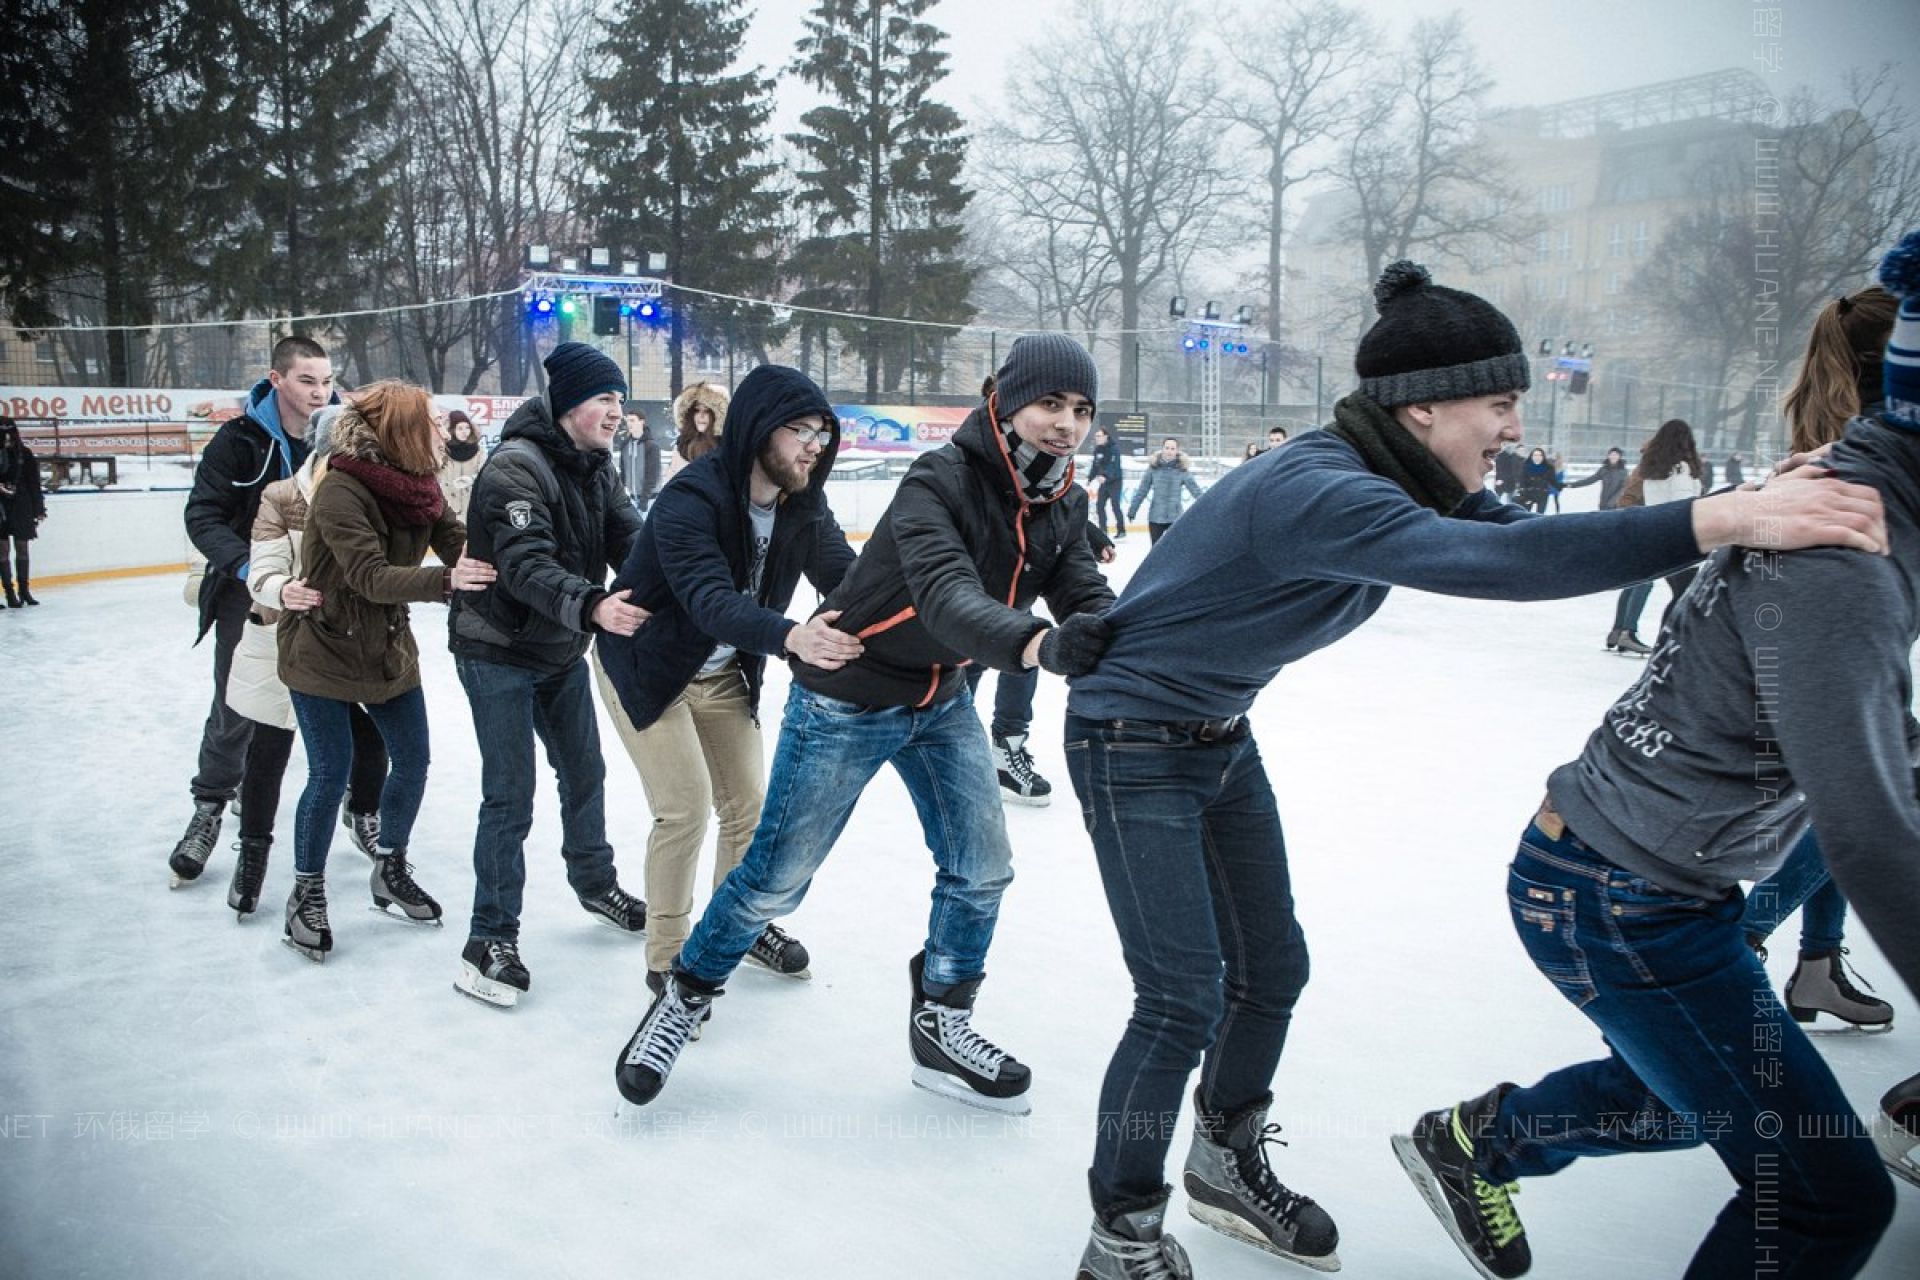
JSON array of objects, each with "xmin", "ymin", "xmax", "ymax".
[{"xmin": 1452, "ymin": 1104, "xmax": 1525, "ymax": 1249}]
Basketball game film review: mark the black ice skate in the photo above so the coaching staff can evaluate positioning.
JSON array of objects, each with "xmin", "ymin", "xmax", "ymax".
[
  {"xmin": 340, "ymin": 803, "xmax": 380, "ymax": 859},
  {"xmin": 168, "ymin": 798, "xmax": 225, "ymax": 888},
  {"xmin": 1076, "ymin": 1189, "xmax": 1194, "ymax": 1280},
  {"xmin": 1183, "ymin": 1088, "xmax": 1340, "ymax": 1270},
  {"xmin": 1392, "ymin": 1085, "xmax": 1531, "ymax": 1279},
  {"xmin": 283, "ymin": 874, "xmax": 333, "ymax": 962},
  {"xmin": 455, "ymin": 937, "xmax": 531, "ymax": 1009},
  {"xmin": 226, "ymin": 836, "xmax": 271, "ymax": 919},
  {"xmin": 1878, "ymin": 1070, "xmax": 1920, "ymax": 1190},
  {"xmin": 907, "ymin": 951, "xmax": 1031, "ymax": 1115},
  {"xmin": 1785, "ymin": 949, "xmax": 1893, "ymax": 1032},
  {"xmin": 992, "ymin": 732, "xmax": 1052, "ymax": 807},
  {"xmin": 647, "ymin": 968, "xmax": 710, "ymax": 1040},
  {"xmin": 579, "ymin": 883, "xmax": 647, "ymax": 934},
  {"xmin": 615, "ymin": 970, "xmax": 721, "ymax": 1105},
  {"xmin": 744, "ymin": 922, "xmax": 811, "ymax": 979},
  {"xmin": 369, "ymin": 848, "xmax": 442, "ymax": 924}
]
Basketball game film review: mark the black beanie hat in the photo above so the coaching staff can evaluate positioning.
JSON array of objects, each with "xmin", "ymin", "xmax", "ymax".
[
  {"xmin": 545, "ymin": 341, "xmax": 628, "ymax": 421},
  {"xmin": 1355, "ymin": 261, "xmax": 1530, "ymax": 408},
  {"xmin": 992, "ymin": 333, "xmax": 1099, "ymax": 419}
]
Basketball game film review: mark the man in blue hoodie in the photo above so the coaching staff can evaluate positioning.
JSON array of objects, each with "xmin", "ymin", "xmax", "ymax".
[
  {"xmin": 1060, "ymin": 262, "xmax": 1890, "ymax": 1279},
  {"xmin": 595, "ymin": 364, "xmax": 860, "ymax": 997},
  {"xmin": 168, "ymin": 335, "xmax": 335, "ymax": 888}
]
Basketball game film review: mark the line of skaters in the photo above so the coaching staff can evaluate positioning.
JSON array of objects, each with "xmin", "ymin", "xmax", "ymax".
[{"xmin": 160, "ymin": 244, "xmax": 1920, "ymax": 1278}]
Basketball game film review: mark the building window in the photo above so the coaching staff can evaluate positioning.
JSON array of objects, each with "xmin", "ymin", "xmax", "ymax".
[
  {"xmin": 1558, "ymin": 228, "xmax": 1572, "ymax": 262},
  {"xmin": 1633, "ymin": 220, "xmax": 1650, "ymax": 256},
  {"xmin": 1555, "ymin": 275, "xmax": 1570, "ymax": 299},
  {"xmin": 34, "ymin": 339, "xmax": 56, "ymax": 365},
  {"xmin": 1607, "ymin": 271, "xmax": 1624, "ymax": 295},
  {"xmin": 1608, "ymin": 224, "xmax": 1624, "ymax": 258},
  {"xmin": 1535, "ymin": 230, "xmax": 1552, "ymax": 264}
]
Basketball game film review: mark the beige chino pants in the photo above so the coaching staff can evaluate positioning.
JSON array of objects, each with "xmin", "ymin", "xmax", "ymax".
[{"xmin": 593, "ymin": 656, "xmax": 766, "ymax": 974}]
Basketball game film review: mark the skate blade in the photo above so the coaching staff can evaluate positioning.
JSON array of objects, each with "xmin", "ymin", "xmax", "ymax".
[
  {"xmin": 454, "ymin": 965, "xmax": 520, "ymax": 1009},
  {"xmin": 1794, "ymin": 1010, "xmax": 1894, "ymax": 1034},
  {"xmin": 1390, "ymin": 1134, "xmax": 1506, "ymax": 1280},
  {"xmin": 743, "ymin": 954, "xmax": 811, "ymax": 981},
  {"xmin": 587, "ymin": 913, "xmax": 648, "ymax": 938},
  {"xmin": 282, "ymin": 937, "xmax": 328, "ymax": 964},
  {"xmin": 1185, "ymin": 1201, "xmax": 1341, "ymax": 1272},
  {"xmin": 1874, "ymin": 1126, "xmax": 1919, "ymax": 1189},
  {"xmin": 168, "ymin": 871, "xmax": 203, "ymax": 889},
  {"xmin": 369, "ymin": 902, "xmax": 444, "ymax": 926},
  {"xmin": 999, "ymin": 792, "xmax": 1051, "ymax": 808},
  {"xmin": 910, "ymin": 1065, "xmax": 1032, "ymax": 1116}
]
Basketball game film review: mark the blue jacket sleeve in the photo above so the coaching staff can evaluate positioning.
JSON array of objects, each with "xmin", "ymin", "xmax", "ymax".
[
  {"xmin": 649, "ymin": 486, "xmax": 797, "ymax": 657},
  {"xmin": 1263, "ymin": 469, "xmax": 1700, "ymax": 600}
]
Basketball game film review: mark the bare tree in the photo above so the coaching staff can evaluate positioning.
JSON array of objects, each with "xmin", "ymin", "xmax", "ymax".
[
  {"xmin": 1334, "ymin": 13, "xmax": 1531, "ymax": 303},
  {"xmin": 984, "ymin": 0, "xmax": 1230, "ymax": 401},
  {"xmin": 1221, "ymin": 1, "xmax": 1372, "ymax": 402},
  {"xmin": 394, "ymin": 0, "xmax": 594, "ymax": 393}
]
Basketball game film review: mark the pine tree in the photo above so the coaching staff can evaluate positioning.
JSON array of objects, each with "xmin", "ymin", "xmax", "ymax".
[
  {"xmin": 787, "ymin": 0, "xmax": 974, "ymax": 398},
  {"xmin": 576, "ymin": 0, "xmax": 782, "ymax": 395},
  {"xmin": 203, "ymin": 0, "xmax": 399, "ymax": 363}
]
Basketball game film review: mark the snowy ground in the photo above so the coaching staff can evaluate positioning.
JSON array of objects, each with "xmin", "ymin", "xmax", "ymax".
[{"xmin": 2, "ymin": 502, "xmax": 1917, "ymax": 1278}]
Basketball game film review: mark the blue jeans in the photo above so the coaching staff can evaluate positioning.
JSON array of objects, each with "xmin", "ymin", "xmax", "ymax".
[
  {"xmin": 677, "ymin": 682, "xmax": 1014, "ymax": 988},
  {"xmin": 457, "ymin": 656, "xmax": 617, "ymax": 940},
  {"xmin": 1063, "ymin": 715, "xmax": 1310, "ymax": 1209},
  {"xmin": 288, "ymin": 687, "xmax": 430, "ymax": 876},
  {"xmin": 1484, "ymin": 822, "xmax": 1893, "ymax": 1279},
  {"xmin": 1743, "ymin": 828, "xmax": 1848, "ymax": 954},
  {"xmin": 964, "ymin": 662, "xmax": 1038, "ymax": 740}
]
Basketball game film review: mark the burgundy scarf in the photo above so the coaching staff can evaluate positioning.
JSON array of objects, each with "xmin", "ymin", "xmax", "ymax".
[{"xmin": 329, "ymin": 453, "xmax": 446, "ymax": 527}]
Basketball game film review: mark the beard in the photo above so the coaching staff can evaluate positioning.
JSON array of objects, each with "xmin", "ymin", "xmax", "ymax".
[{"xmin": 759, "ymin": 448, "xmax": 814, "ymax": 495}]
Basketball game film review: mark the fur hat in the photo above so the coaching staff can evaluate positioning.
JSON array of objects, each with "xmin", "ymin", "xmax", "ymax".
[
  {"xmin": 1355, "ymin": 261, "xmax": 1530, "ymax": 408},
  {"xmin": 1880, "ymin": 230, "xmax": 1920, "ymax": 431},
  {"xmin": 544, "ymin": 341, "xmax": 627, "ymax": 421},
  {"xmin": 992, "ymin": 333, "xmax": 1099, "ymax": 419}
]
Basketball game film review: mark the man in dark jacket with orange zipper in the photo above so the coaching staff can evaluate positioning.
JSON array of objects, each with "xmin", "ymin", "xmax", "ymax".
[{"xmin": 615, "ymin": 335, "xmax": 1116, "ymax": 1116}]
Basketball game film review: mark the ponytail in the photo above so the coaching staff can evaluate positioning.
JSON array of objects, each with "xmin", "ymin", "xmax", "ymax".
[{"xmin": 1783, "ymin": 287, "xmax": 1899, "ymax": 452}]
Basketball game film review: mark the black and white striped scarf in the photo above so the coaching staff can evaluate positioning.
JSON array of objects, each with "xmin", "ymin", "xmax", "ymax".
[{"xmin": 999, "ymin": 414, "xmax": 1074, "ymax": 503}]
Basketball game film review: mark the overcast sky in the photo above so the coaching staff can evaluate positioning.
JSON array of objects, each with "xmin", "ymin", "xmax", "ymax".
[{"xmin": 735, "ymin": 0, "xmax": 1919, "ymax": 141}]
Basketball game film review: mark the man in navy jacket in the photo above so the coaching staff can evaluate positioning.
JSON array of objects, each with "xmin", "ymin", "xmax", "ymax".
[{"xmin": 596, "ymin": 364, "xmax": 860, "ymax": 990}]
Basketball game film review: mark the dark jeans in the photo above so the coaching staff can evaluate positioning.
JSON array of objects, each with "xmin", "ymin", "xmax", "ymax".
[
  {"xmin": 1487, "ymin": 822, "xmax": 1893, "ymax": 1279},
  {"xmin": 236, "ymin": 710, "xmax": 388, "ymax": 841},
  {"xmin": 457, "ymin": 655, "xmax": 617, "ymax": 941},
  {"xmin": 1094, "ymin": 483, "xmax": 1125, "ymax": 535},
  {"xmin": 1063, "ymin": 714, "xmax": 1309, "ymax": 1209},
  {"xmin": 679, "ymin": 682, "xmax": 1013, "ymax": 988},
  {"xmin": 1147, "ymin": 521, "xmax": 1171, "ymax": 544},
  {"xmin": 1743, "ymin": 828, "xmax": 1848, "ymax": 954},
  {"xmin": 964, "ymin": 662, "xmax": 1038, "ymax": 740},
  {"xmin": 1613, "ymin": 567, "xmax": 1699, "ymax": 637},
  {"xmin": 289, "ymin": 687, "xmax": 430, "ymax": 876},
  {"xmin": 190, "ymin": 588, "xmax": 255, "ymax": 801}
]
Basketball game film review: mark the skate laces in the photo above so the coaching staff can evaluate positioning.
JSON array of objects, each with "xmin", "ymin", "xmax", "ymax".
[
  {"xmin": 1090, "ymin": 1229, "xmax": 1189, "ymax": 1279},
  {"xmin": 755, "ymin": 923, "xmax": 796, "ymax": 961},
  {"xmin": 625, "ymin": 984, "xmax": 705, "ymax": 1072},
  {"xmin": 295, "ymin": 880, "xmax": 329, "ymax": 928},
  {"xmin": 1003, "ymin": 740, "xmax": 1038, "ymax": 786},
  {"xmin": 379, "ymin": 853, "xmax": 431, "ymax": 905},
  {"xmin": 486, "ymin": 939, "xmax": 524, "ymax": 978},
  {"xmin": 1833, "ymin": 948, "xmax": 1879, "ymax": 999},
  {"xmin": 1235, "ymin": 1122, "xmax": 1311, "ymax": 1224},
  {"xmin": 233, "ymin": 842, "xmax": 268, "ymax": 896},
  {"xmin": 922, "ymin": 1003, "xmax": 1007, "ymax": 1076},
  {"xmin": 1473, "ymin": 1176, "xmax": 1524, "ymax": 1248}
]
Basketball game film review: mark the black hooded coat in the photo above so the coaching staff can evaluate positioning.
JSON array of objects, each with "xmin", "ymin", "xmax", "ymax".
[{"xmin": 597, "ymin": 366, "xmax": 855, "ymax": 730}]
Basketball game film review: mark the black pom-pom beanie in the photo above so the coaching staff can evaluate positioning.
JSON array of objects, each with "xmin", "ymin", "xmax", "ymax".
[{"xmin": 1355, "ymin": 260, "xmax": 1531, "ymax": 408}]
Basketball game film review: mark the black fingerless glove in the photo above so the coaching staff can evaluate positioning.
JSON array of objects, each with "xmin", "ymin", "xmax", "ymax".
[{"xmin": 1036, "ymin": 612, "xmax": 1113, "ymax": 677}]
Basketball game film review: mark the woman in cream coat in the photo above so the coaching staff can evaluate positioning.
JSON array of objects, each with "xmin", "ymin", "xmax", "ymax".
[{"xmin": 222, "ymin": 406, "xmax": 389, "ymax": 919}]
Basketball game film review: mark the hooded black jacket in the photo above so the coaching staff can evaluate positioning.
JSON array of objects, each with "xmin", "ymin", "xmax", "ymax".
[
  {"xmin": 449, "ymin": 398, "xmax": 643, "ymax": 674},
  {"xmin": 184, "ymin": 380, "xmax": 316, "ymax": 642},
  {"xmin": 794, "ymin": 405, "xmax": 1115, "ymax": 709},
  {"xmin": 597, "ymin": 366, "xmax": 854, "ymax": 729}
]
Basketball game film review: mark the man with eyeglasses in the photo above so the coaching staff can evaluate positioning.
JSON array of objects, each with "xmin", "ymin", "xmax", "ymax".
[
  {"xmin": 614, "ymin": 335, "xmax": 1116, "ymax": 1116},
  {"xmin": 596, "ymin": 364, "xmax": 861, "ymax": 1009}
]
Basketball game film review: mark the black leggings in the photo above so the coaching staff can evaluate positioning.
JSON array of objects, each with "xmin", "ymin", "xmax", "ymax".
[
  {"xmin": 0, "ymin": 536, "xmax": 27, "ymax": 590},
  {"xmin": 237, "ymin": 706, "xmax": 388, "ymax": 841}
]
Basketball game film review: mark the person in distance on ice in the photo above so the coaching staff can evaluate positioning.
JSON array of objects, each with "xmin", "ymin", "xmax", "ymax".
[
  {"xmin": 1060, "ymin": 260, "xmax": 1889, "ymax": 1280},
  {"xmin": 169, "ymin": 336, "xmax": 336, "ymax": 889},
  {"xmin": 1393, "ymin": 233, "xmax": 1920, "ymax": 1280},
  {"xmin": 449, "ymin": 342, "xmax": 650, "ymax": 1008},
  {"xmin": 614, "ymin": 334, "xmax": 1118, "ymax": 1117},
  {"xmin": 277, "ymin": 382, "xmax": 496, "ymax": 962},
  {"xmin": 595, "ymin": 365, "xmax": 861, "ymax": 1011}
]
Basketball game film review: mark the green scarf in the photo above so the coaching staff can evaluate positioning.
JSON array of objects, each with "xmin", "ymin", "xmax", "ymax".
[{"xmin": 1324, "ymin": 393, "xmax": 1469, "ymax": 514}]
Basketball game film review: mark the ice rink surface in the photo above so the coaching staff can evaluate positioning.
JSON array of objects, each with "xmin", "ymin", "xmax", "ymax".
[{"xmin": 3, "ymin": 505, "xmax": 1917, "ymax": 1278}]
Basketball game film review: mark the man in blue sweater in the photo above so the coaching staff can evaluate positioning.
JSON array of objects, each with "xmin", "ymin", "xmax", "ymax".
[{"xmin": 1061, "ymin": 261, "xmax": 1890, "ymax": 1280}]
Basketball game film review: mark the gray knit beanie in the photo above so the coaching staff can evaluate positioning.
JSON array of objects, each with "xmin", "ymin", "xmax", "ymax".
[
  {"xmin": 1355, "ymin": 261, "xmax": 1530, "ymax": 408},
  {"xmin": 306, "ymin": 404, "xmax": 344, "ymax": 458},
  {"xmin": 992, "ymin": 333, "xmax": 1099, "ymax": 418}
]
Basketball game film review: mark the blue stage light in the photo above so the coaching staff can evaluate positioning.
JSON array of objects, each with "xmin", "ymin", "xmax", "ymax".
[
  {"xmin": 1182, "ymin": 336, "xmax": 1197, "ymax": 351},
  {"xmin": 535, "ymin": 297, "xmax": 554, "ymax": 314},
  {"xmin": 638, "ymin": 302, "xmax": 658, "ymax": 319}
]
